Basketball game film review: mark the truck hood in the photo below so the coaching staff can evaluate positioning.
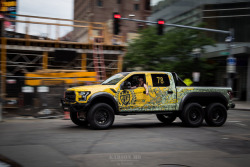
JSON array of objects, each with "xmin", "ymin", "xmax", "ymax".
[{"xmin": 67, "ymin": 84, "xmax": 117, "ymax": 93}]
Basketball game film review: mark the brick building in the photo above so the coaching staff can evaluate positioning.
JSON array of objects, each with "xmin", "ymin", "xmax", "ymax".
[{"xmin": 73, "ymin": 0, "xmax": 151, "ymax": 42}]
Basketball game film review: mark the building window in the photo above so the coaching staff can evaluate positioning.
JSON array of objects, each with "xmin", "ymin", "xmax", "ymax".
[
  {"xmin": 145, "ymin": 0, "xmax": 150, "ymax": 10},
  {"xmin": 117, "ymin": 0, "xmax": 121, "ymax": 4},
  {"xmin": 97, "ymin": 0, "xmax": 103, "ymax": 7},
  {"xmin": 134, "ymin": 4, "xmax": 139, "ymax": 11}
]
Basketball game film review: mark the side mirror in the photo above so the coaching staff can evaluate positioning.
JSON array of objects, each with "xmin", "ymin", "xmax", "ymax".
[{"xmin": 121, "ymin": 81, "xmax": 131, "ymax": 89}]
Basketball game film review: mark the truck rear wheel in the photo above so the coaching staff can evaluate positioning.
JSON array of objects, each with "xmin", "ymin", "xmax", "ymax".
[
  {"xmin": 181, "ymin": 103, "xmax": 204, "ymax": 127},
  {"xmin": 70, "ymin": 112, "xmax": 88, "ymax": 126},
  {"xmin": 87, "ymin": 103, "xmax": 115, "ymax": 130},
  {"xmin": 205, "ymin": 103, "xmax": 227, "ymax": 126},
  {"xmin": 156, "ymin": 114, "xmax": 176, "ymax": 124}
]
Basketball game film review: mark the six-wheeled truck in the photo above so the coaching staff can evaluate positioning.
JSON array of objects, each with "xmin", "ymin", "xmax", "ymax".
[{"xmin": 61, "ymin": 71, "xmax": 235, "ymax": 129}]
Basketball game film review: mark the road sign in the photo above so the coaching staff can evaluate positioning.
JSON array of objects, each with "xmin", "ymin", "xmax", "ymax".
[
  {"xmin": 220, "ymin": 52, "xmax": 230, "ymax": 56},
  {"xmin": 192, "ymin": 72, "xmax": 200, "ymax": 82},
  {"xmin": 227, "ymin": 57, "xmax": 236, "ymax": 65},
  {"xmin": 0, "ymin": 0, "xmax": 16, "ymax": 12},
  {"xmin": 227, "ymin": 57, "xmax": 236, "ymax": 73}
]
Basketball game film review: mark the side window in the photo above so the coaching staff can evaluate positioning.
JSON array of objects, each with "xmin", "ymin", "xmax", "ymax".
[
  {"xmin": 151, "ymin": 74, "xmax": 170, "ymax": 87},
  {"xmin": 97, "ymin": 0, "xmax": 103, "ymax": 7},
  {"xmin": 126, "ymin": 74, "xmax": 146, "ymax": 87},
  {"xmin": 134, "ymin": 4, "xmax": 139, "ymax": 11}
]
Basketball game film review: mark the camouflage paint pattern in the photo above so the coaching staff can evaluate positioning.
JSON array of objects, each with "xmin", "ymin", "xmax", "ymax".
[
  {"xmin": 176, "ymin": 86, "xmax": 233, "ymax": 109},
  {"xmin": 65, "ymin": 71, "xmax": 233, "ymax": 112}
]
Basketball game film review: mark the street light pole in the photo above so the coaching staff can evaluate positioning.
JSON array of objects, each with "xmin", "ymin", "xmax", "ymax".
[{"xmin": 226, "ymin": 28, "xmax": 236, "ymax": 88}]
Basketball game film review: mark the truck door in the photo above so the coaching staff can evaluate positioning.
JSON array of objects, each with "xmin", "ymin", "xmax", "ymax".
[
  {"xmin": 148, "ymin": 73, "xmax": 177, "ymax": 111},
  {"xmin": 117, "ymin": 74, "xmax": 150, "ymax": 112}
]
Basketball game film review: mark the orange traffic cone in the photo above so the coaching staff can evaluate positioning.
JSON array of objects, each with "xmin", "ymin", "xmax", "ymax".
[{"xmin": 64, "ymin": 111, "xmax": 70, "ymax": 120}]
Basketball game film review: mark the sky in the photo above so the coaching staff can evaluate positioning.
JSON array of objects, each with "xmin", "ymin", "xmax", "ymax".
[
  {"xmin": 17, "ymin": 0, "xmax": 74, "ymax": 19},
  {"xmin": 17, "ymin": 0, "xmax": 161, "ymax": 19},
  {"xmin": 16, "ymin": 0, "xmax": 74, "ymax": 38},
  {"xmin": 15, "ymin": 0, "xmax": 162, "ymax": 38}
]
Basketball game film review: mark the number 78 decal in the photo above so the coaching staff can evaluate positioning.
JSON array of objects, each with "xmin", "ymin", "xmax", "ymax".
[{"xmin": 157, "ymin": 77, "xmax": 164, "ymax": 84}]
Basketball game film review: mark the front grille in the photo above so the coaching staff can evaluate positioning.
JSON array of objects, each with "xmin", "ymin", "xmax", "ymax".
[{"xmin": 65, "ymin": 91, "xmax": 76, "ymax": 102}]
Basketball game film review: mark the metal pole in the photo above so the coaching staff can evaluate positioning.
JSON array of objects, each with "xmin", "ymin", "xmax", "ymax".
[
  {"xmin": 227, "ymin": 28, "xmax": 235, "ymax": 88},
  {"xmin": 0, "ymin": 18, "xmax": 4, "ymax": 122},
  {"xmin": 0, "ymin": 18, "xmax": 2, "ymax": 122},
  {"xmin": 120, "ymin": 17, "xmax": 230, "ymax": 34},
  {"xmin": 0, "ymin": 19, "xmax": 6, "ymax": 122},
  {"xmin": 0, "ymin": 74, "xmax": 2, "ymax": 122},
  {"xmin": 0, "ymin": 102, "xmax": 2, "ymax": 122}
]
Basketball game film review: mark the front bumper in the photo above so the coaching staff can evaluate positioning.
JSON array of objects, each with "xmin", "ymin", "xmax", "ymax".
[{"xmin": 61, "ymin": 98, "xmax": 89, "ymax": 112}]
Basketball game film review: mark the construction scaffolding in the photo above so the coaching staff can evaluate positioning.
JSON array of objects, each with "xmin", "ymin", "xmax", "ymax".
[{"xmin": 0, "ymin": 14, "xmax": 126, "ymax": 111}]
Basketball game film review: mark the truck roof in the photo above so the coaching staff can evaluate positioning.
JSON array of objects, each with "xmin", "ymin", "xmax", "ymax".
[{"xmin": 124, "ymin": 71, "xmax": 172, "ymax": 74}]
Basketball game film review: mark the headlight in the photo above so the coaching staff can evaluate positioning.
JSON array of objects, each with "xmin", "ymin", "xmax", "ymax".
[{"xmin": 78, "ymin": 91, "xmax": 90, "ymax": 101}]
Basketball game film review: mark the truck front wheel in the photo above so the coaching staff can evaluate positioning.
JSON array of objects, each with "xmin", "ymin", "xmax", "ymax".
[
  {"xmin": 70, "ymin": 112, "xmax": 88, "ymax": 126},
  {"xmin": 181, "ymin": 103, "xmax": 204, "ymax": 127},
  {"xmin": 87, "ymin": 103, "xmax": 115, "ymax": 130},
  {"xmin": 156, "ymin": 114, "xmax": 176, "ymax": 124},
  {"xmin": 205, "ymin": 103, "xmax": 227, "ymax": 126}
]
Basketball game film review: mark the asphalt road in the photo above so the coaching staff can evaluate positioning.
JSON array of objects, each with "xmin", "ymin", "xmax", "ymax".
[{"xmin": 0, "ymin": 109, "xmax": 250, "ymax": 167}]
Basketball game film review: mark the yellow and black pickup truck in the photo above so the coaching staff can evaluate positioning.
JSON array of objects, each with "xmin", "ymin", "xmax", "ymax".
[{"xmin": 61, "ymin": 71, "xmax": 235, "ymax": 129}]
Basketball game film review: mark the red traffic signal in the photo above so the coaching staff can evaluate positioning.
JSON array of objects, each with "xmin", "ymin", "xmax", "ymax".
[
  {"xmin": 114, "ymin": 14, "xmax": 121, "ymax": 19},
  {"xmin": 157, "ymin": 19, "xmax": 165, "ymax": 35},
  {"xmin": 113, "ymin": 12, "xmax": 121, "ymax": 35},
  {"xmin": 158, "ymin": 20, "xmax": 165, "ymax": 25}
]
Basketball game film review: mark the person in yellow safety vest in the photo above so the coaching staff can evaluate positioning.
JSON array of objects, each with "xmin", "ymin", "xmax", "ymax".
[{"xmin": 183, "ymin": 78, "xmax": 193, "ymax": 86}]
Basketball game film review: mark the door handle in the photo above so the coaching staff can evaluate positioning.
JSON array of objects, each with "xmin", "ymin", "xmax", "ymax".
[{"xmin": 168, "ymin": 90, "xmax": 173, "ymax": 94}]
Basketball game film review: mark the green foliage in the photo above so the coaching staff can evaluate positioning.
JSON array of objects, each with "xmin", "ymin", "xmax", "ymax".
[{"xmin": 124, "ymin": 25, "xmax": 217, "ymax": 85}]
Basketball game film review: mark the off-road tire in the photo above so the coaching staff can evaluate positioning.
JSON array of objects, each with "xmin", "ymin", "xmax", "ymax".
[
  {"xmin": 181, "ymin": 103, "xmax": 204, "ymax": 127},
  {"xmin": 156, "ymin": 114, "xmax": 177, "ymax": 124},
  {"xmin": 87, "ymin": 103, "xmax": 115, "ymax": 130},
  {"xmin": 205, "ymin": 103, "xmax": 227, "ymax": 127}
]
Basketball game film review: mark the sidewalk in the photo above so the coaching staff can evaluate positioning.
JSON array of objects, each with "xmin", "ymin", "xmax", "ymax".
[{"xmin": 234, "ymin": 101, "xmax": 250, "ymax": 111}]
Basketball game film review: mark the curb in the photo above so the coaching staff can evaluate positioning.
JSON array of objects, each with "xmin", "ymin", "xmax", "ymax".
[
  {"xmin": 34, "ymin": 115, "xmax": 64, "ymax": 119},
  {"xmin": 3, "ymin": 115, "xmax": 65, "ymax": 120},
  {"xmin": 230, "ymin": 108, "xmax": 250, "ymax": 111}
]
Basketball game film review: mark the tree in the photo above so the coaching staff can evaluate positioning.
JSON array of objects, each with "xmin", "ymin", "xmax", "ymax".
[{"xmin": 124, "ymin": 25, "xmax": 217, "ymax": 85}]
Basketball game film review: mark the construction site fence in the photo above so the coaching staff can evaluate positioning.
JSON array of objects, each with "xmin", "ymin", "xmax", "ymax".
[{"xmin": 0, "ymin": 75, "xmax": 101, "ymax": 115}]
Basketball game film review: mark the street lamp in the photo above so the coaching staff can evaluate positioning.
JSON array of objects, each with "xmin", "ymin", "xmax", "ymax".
[{"xmin": 225, "ymin": 29, "xmax": 236, "ymax": 88}]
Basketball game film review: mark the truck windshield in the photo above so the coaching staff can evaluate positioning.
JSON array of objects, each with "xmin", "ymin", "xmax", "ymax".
[{"xmin": 102, "ymin": 72, "xmax": 130, "ymax": 85}]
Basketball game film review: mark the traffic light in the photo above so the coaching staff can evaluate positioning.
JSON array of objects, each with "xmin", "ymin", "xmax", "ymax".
[
  {"xmin": 113, "ymin": 12, "xmax": 121, "ymax": 35},
  {"xmin": 157, "ymin": 19, "xmax": 165, "ymax": 35}
]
